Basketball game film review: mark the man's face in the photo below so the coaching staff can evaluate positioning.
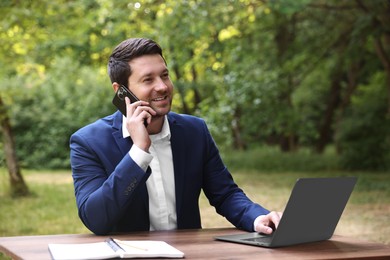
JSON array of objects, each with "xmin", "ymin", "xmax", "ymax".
[{"xmin": 128, "ymin": 54, "xmax": 173, "ymax": 117}]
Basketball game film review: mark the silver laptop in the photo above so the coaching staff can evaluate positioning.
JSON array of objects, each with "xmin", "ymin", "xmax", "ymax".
[{"xmin": 215, "ymin": 177, "xmax": 357, "ymax": 248}]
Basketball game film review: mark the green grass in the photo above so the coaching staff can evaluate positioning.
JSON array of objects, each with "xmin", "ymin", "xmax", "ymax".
[
  {"xmin": 0, "ymin": 169, "xmax": 89, "ymax": 236},
  {"xmin": 1, "ymin": 152, "xmax": 389, "ymax": 260}
]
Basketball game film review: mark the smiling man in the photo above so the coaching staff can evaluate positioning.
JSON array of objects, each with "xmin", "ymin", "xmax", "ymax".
[{"xmin": 70, "ymin": 38, "xmax": 281, "ymax": 235}]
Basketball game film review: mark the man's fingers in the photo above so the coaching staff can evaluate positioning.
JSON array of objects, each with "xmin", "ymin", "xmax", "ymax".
[
  {"xmin": 255, "ymin": 211, "xmax": 283, "ymax": 234},
  {"xmin": 125, "ymin": 97, "xmax": 155, "ymax": 121},
  {"xmin": 270, "ymin": 211, "xmax": 282, "ymax": 229},
  {"xmin": 260, "ymin": 226, "xmax": 274, "ymax": 235}
]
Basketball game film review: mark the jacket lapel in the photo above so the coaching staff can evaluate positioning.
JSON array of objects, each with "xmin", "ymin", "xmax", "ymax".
[
  {"xmin": 168, "ymin": 113, "xmax": 186, "ymax": 220},
  {"xmin": 112, "ymin": 112, "xmax": 186, "ymax": 227},
  {"xmin": 112, "ymin": 111, "xmax": 133, "ymax": 155}
]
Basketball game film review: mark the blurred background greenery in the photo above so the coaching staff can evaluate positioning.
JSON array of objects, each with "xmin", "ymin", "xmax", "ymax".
[{"xmin": 1, "ymin": 0, "xmax": 389, "ymax": 173}]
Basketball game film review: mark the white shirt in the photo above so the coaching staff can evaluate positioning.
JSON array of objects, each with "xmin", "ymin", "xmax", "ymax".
[
  {"xmin": 123, "ymin": 116, "xmax": 262, "ymax": 232},
  {"xmin": 123, "ymin": 116, "xmax": 177, "ymax": 230}
]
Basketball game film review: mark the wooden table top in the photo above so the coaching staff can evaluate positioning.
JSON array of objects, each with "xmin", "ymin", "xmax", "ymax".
[{"xmin": 1, "ymin": 228, "xmax": 390, "ymax": 259}]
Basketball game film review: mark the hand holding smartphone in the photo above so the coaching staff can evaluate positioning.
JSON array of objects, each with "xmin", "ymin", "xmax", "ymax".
[{"xmin": 112, "ymin": 85, "xmax": 148, "ymax": 127}]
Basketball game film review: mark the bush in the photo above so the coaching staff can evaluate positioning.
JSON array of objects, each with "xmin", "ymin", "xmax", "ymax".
[
  {"xmin": 9, "ymin": 57, "xmax": 114, "ymax": 169},
  {"xmin": 221, "ymin": 145, "xmax": 340, "ymax": 173},
  {"xmin": 336, "ymin": 73, "xmax": 390, "ymax": 171}
]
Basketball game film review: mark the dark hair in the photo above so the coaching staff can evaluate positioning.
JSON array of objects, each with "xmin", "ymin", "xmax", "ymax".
[{"xmin": 107, "ymin": 38, "xmax": 164, "ymax": 87}]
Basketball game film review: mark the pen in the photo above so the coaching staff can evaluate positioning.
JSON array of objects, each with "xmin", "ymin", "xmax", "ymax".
[
  {"xmin": 105, "ymin": 237, "xmax": 125, "ymax": 253},
  {"xmin": 114, "ymin": 239, "xmax": 149, "ymax": 251}
]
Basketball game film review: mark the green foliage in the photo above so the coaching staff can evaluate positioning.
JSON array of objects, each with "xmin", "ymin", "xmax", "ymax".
[
  {"xmin": 336, "ymin": 73, "xmax": 390, "ymax": 171},
  {"xmin": 7, "ymin": 57, "xmax": 113, "ymax": 168},
  {"xmin": 292, "ymin": 60, "xmax": 334, "ymax": 145},
  {"xmin": 222, "ymin": 145, "xmax": 340, "ymax": 173},
  {"xmin": 0, "ymin": 0, "xmax": 389, "ymax": 170}
]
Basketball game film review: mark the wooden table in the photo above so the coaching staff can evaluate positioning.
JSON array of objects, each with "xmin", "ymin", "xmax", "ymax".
[{"xmin": 1, "ymin": 228, "xmax": 390, "ymax": 259}]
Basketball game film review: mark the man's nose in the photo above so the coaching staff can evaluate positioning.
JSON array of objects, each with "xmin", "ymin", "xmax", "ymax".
[{"xmin": 155, "ymin": 77, "xmax": 168, "ymax": 91}]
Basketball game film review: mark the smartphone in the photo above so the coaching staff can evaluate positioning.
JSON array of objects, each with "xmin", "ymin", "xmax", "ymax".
[
  {"xmin": 112, "ymin": 85, "xmax": 139, "ymax": 116},
  {"xmin": 112, "ymin": 85, "xmax": 148, "ymax": 126}
]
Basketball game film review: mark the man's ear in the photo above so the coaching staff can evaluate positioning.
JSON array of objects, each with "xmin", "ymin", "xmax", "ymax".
[{"xmin": 112, "ymin": 82, "xmax": 120, "ymax": 93}]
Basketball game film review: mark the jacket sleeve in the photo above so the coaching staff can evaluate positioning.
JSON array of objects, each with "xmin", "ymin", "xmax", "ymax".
[
  {"xmin": 70, "ymin": 131, "xmax": 151, "ymax": 235},
  {"xmin": 200, "ymin": 121, "xmax": 270, "ymax": 231}
]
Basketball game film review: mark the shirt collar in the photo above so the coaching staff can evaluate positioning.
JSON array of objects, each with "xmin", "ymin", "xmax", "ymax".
[{"xmin": 122, "ymin": 115, "xmax": 171, "ymax": 142}]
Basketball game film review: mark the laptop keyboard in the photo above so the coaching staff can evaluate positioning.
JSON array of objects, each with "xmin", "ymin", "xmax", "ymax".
[{"xmin": 243, "ymin": 235, "xmax": 273, "ymax": 243}]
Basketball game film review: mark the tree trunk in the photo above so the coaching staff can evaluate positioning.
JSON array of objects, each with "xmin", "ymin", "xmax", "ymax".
[
  {"xmin": 0, "ymin": 95, "xmax": 30, "ymax": 197},
  {"xmin": 274, "ymin": 12, "xmax": 298, "ymax": 152},
  {"xmin": 315, "ymin": 67, "xmax": 343, "ymax": 153},
  {"xmin": 373, "ymin": 36, "xmax": 390, "ymax": 118},
  {"xmin": 231, "ymin": 106, "xmax": 247, "ymax": 150}
]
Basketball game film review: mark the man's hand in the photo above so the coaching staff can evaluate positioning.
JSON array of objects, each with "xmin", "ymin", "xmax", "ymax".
[
  {"xmin": 254, "ymin": 211, "xmax": 283, "ymax": 234},
  {"xmin": 124, "ymin": 97, "xmax": 156, "ymax": 151}
]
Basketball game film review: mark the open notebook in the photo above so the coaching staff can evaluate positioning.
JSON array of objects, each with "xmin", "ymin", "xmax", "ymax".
[{"xmin": 48, "ymin": 238, "xmax": 184, "ymax": 259}]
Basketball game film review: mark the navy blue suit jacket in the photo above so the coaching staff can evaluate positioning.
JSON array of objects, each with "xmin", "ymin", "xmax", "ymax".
[{"xmin": 70, "ymin": 111, "xmax": 269, "ymax": 235}]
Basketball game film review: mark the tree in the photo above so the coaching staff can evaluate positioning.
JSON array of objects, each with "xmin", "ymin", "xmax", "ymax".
[
  {"xmin": 0, "ymin": 0, "xmax": 389, "ymax": 171},
  {"xmin": 0, "ymin": 95, "xmax": 29, "ymax": 196}
]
